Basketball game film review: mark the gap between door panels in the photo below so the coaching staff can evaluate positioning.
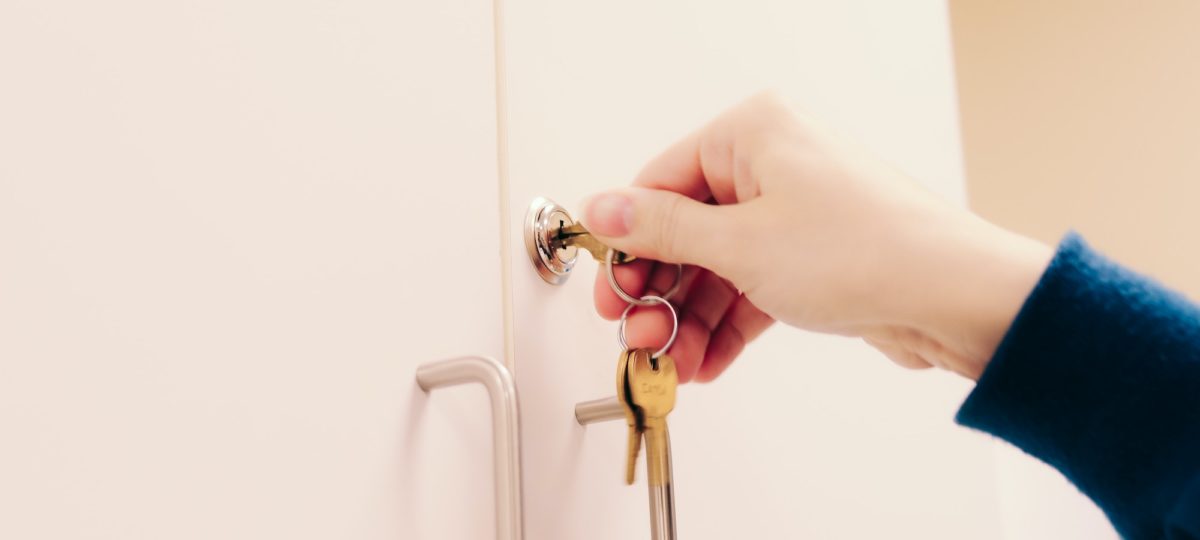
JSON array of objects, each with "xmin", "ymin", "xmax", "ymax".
[{"xmin": 490, "ymin": 0, "xmax": 517, "ymax": 372}]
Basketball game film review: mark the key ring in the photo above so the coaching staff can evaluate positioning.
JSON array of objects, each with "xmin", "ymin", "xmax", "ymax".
[
  {"xmin": 605, "ymin": 249, "xmax": 683, "ymax": 306},
  {"xmin": 617, "ymin": 295, "xmax": 678, "ymax": 359}
]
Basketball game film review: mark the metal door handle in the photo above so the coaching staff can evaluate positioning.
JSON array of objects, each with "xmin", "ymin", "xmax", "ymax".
[{"xmin": 417, "ymin": 356, "xmax": 525, "ymax": 540}]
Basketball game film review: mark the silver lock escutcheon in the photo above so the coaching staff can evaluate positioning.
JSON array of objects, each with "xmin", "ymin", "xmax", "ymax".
[{"xmin": 524, "ymin": 197, "xmax": 579, "ymax": 285}]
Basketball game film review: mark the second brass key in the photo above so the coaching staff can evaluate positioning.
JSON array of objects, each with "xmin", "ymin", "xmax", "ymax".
[{"xmin": 628, "ymin": 350, "xmax": 678, "ymax": 487}]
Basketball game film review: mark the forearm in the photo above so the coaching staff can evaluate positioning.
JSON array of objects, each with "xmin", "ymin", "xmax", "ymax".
[{"xmin": 956, "ymin": 232, "xmax": 1200, "ymax": 538}]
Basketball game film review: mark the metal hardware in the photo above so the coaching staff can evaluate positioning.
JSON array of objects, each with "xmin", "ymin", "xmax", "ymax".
[
  {"xmin": 605, "ymin": 249, "xmax": 683, "ymax": 305},
  {"xmin": 647, "ymin": 435, "xmax": 676, "ymax": 540},
  {"xmin": 416, "ymin": 356, "xmax": 525, "ymax": 540},
  {"xmin": 524, "ymin": 197, "xmax": 643, "ymax": 286},
  {"xmin": 618, "ymin": 295, "xmax": 679, "ymax": 359},
  {"xmin": 557, "ymin": 222, "xmax": 637, "ymax": 265},
  {"xmin": 575, "ymin": 395, "xmax": 678, "ymax": 540},
  {"xmin": 525, "ymin": 197, "xmax": 580, "ymax": 285},
  {"xmin": 575, "ymin": 396, "xmax": 627, "ymax": 424}
]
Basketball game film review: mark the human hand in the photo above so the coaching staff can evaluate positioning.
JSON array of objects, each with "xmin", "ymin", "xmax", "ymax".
[{"xmin": 583, "ymin": 93, "xmax": 1051, "ymax": 383}]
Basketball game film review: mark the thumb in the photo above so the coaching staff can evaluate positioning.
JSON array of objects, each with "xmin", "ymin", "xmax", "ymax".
[{"xmin": 580, "ymin": 187, "xmax": 734, "ymax": 270}]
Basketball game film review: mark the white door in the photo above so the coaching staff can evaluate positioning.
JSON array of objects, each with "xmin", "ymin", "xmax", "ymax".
[
  {"xmin": 4, "ymin": 1, "xmax": 1013, "ymax": 539},
  {"xmin": 0, "ymin": 1, "xmax": 506, "ymax": 538},
  {"xmin": 502, "ymin": 1, "xmax": 1005, "ymax": 538}
]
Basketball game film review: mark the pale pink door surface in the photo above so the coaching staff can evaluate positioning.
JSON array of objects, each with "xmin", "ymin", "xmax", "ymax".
[
  {"xmin": 2, "ymin": 1, "xmax": 1050, "ymax": 538},
  {"xmin": 0, "ymin": 1, "xmax": 505, "ymax": 538}
]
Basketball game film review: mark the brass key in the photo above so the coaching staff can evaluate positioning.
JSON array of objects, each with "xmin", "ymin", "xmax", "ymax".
[
  {"xmin": 554, "ymin": 222, "xmax": 637, "ymax": 264},
  {"xmin": 616, "ymin": 348, "xmax": 645, "ymax": 484},
  {"xmin": 628, "ymin": 351, "xmax": 678, "ymax": 487}
]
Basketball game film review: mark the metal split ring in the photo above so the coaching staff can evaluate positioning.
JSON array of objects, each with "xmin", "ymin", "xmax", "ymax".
[
  {"xmin": 617, "ymin": 295, "xmax": 679, "ymax": 359},
  {"xmin": 605, "ymin": 249, "xmax": 683, "ymax": 305}
]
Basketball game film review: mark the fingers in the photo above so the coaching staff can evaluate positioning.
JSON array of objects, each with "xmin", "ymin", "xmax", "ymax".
[
  {"xmin": 669, "ymin": 272, "xmax": 738, "ymax": 383},
  {"xmin": 593, "ymin": 258, "xmax": 654, "ymax": 320},
  {"xmin": 621, "ymin": 306, "xmax": 709, "ymax": 384},
  {"xmin": 632, "ymin": 128, "xmax": 740, "ymax": 204},
  {"xmin": 617, "ymin": 273, "xmax": 775, "ymax": 384},
  {"xmin": 669, "ymin": 311, "xmax": 714, "ymax": 383},
  {"xmin": 632, "ymin": 92, "xmax": 796, "ymax": 205},
  {"xmin": 607, "ymin": 267, "xmax": 730, "ymax": 383},
  {"xmin": 695, "ymin": 296, "xmax": 774, "ymax": 382},
  {"xmin": 581, "ymin": 187, "xmax": 736, "ymax": 269},
  {"xmin": 682, "ymin": 272, "xmax": 739, "ymax": 332},
  {"xmin": 592, "ymin": 254, "xmax": 702, "ymax": 321},
  {"xmin": 647, "ymin": 263, "xmax": 702, "ymax": 304},
  {"xmin": 619, "ymin": 302, "xmax": 676, "ymax": 354},
  {"xmin": 590, "ymin": 94, "xmax": 802, "ymax": 380}
]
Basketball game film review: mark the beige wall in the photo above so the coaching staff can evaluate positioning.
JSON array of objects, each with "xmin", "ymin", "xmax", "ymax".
[
  {"xmin": 951, "ymin": 1, "xmax": 1200, "ymax": 299},
  {"xmin": 950, "ymin": 3, "xmax": 1200, "ymax": 537}
]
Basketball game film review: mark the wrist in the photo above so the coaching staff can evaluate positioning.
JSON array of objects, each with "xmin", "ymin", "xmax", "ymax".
[{"xmin": 899, "ymin": 214, "xmax": 1052, "ymax": 379}]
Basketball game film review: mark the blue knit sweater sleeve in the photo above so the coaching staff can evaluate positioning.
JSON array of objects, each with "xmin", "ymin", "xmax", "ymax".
[{"xmin": 956, "ymin": 232, "xmax": 1200, "ymax": 539}]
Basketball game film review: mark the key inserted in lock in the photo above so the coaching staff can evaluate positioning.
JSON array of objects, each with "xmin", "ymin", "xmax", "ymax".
[{"xmin": 524, "ymin": 197, "xmax": 635, "ymax": 285}]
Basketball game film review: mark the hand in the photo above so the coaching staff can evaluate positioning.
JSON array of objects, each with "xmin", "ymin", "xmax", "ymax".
[{"xmin": 583, "ymin": 93, "xmax": 1052, "ymax": 383}]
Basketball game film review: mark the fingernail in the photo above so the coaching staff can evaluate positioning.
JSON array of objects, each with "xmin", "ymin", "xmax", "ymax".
[{"xmin": 583, "ymin": 192, "xmax": 633, "ymax": 237}]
